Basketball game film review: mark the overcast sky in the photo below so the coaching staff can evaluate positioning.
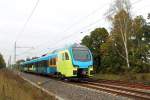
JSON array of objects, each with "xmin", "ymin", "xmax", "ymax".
[{"xmin": 0, "ymin": 0, "xmax": 149, "ymax": 64}]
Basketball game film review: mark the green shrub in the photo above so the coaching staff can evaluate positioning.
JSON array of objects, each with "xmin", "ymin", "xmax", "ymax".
[{"xmin": 0, "ymin": 53, "xmax": 6, "ymax": 69}]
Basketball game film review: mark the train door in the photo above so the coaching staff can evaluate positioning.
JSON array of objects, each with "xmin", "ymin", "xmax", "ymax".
[
  {"xmin": 48, "ymin": 57, "xmax": 57, "ymax": 74},
  {"xmin": 57, "ymin": 50, "xmax": 73, "ymax": 77}
]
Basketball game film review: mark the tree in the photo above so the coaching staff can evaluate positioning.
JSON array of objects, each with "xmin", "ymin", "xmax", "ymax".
[
  {"xmin": 16, "ymin": 59, "xmax": 25, "ymax": 70},
  {"xmin": 81, "ymin": 28, "xmax": 109, "ymax": 72},
  {"xmin": 106, "ymin": 0, "xmax": 132, "ymax": 68},
  {"xmin": 128, "ymin": 15, "xmax": 150, "ymax": 73},
  {"xmin": 100, "ymin": 36, "xmax": 125, "ymax": 74},
  {"xmin": 81, "ymin": 35, "xmax": 92, "ymax": 50},
  {"xmin": 148, "ymin": 13, "xmax": 150, "ymax": 19},
  {"xmin": 142, "ymin": 15, "xmax": 150, "ymax": 68},
  {"xmin": 0, "ymin": 53, "xmax": 6, "ymax": 69}
]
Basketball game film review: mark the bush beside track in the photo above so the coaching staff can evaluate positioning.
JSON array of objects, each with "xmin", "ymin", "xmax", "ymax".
[
  {"xmin": 0, "ymin": 68, "xmax": 57, "ymax": 100},
  {"xmin": 92, "ymin": 73, "xmax": 150, "ymax": 85}
]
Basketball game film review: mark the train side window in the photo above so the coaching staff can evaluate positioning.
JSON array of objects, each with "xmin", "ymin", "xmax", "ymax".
[
  {"xmin": 51, "ymin": 59, "xmax": 53, "ymax": 65},
  {"xmin": 65, "ymin": 52, "xmax": 69, "ymax": 60},
  {"xmin": 48, "ymin": 58, "xmax": 56, "ymax": 66},
  {"xmin": 50, "ymin": 59, "xmax": 52, "ymax": 65},
  {"xmin": 48, "ymin": 59, "xmax": 51, "ymax": 66},
  {"xmin": 38, "ymin": 62, "xmax": 41, "ymax": 67},
  {"xmin": 42, "ymin": 61, "xmax": 44, "ymax": 66},
  {"xmin": 29, "ymin": 64, "xmax": 31, "ymax": 68},
  {"xmin": 41, "ymin": 62, "xmax": 43, "ymax": 67},
  {"xmin": 48, "ymin": 60, "xmax": 50, "ymax": 66},
  {"xmin": 40, "ymin": 61, "xmax": 42, "ymax": 67},
  {"xmin": 35, "ymin": 62, "xmax": 38, "ymax": 67},
  {"xmin": 46, "ymin": 60, "xmax": 48, "ymax": 66},
  {"xmin": 62, "ymin": 53, "xmax": 65, "ymax": 60},
  {"xmin": 53, "ymin": 58, "xmax": 56, "ymax": 65},
  {"xmin": 43, "ymin": 61, "xmax": 45, "ymax": 66},
  {"xmin": 37, "ymin": 62, "xmax": 39, "ymax": 67}
]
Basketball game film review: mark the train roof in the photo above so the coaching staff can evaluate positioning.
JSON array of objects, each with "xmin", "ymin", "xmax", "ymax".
[
  {"xmin": 21, "ymin": 53, "xmax": 57, "ymax": 65},
  {"xmin": 51, "ymin": 43, "xmax": 87, "ymax": 53},
  {"xmin": 21, "ymin": 43, "xmax": 88, "ymax": 65}
]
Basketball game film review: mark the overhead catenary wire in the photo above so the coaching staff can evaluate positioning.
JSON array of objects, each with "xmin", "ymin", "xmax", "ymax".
[
  {"xmin": 16, "ymin": 2, "xmax": 110, "ymax": 57},
  {"xmin": 15, "ymin": 0, "xmax": 40, "ymax": 42},
  {"xmin": 132, "ymin": 0, "xmax": 142, "ymax": 4},
  {"xmin": 17, "ymin": 0, "xmax": 143, "ymax": 59},
  {"xmin": 17, "ymin": 9, "xmax": 117, "ymax": 58},
  {"xmin": 41, "ymin": 0, "xmax": 144, "ymax": 51},
  {"xmin": 27, "ymin": 2, "xmax": 110, "ymax": 48},
  {"xmin": 14, "ymin": 0, "xmax": 40, "ymax": 63},
  {"xmin": 39, "ymin": 0, "xmax": 143, "ymax": 46},
  {"xmin": 17, "ymin": 0, "xmax": 143, "ymax": 58},
  {"xmin": 17, "ymin": 17, "xmax": 106, "ymax": 57}
]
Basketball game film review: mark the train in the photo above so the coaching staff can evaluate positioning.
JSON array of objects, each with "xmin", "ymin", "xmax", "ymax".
[{"xmin": 20, "ymin": 44, "xmax": 93, "ymax": 79}]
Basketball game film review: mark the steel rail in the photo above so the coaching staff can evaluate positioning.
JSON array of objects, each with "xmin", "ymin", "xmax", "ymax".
[{"xmin": 79, "ymin": 81, "xmax": 150, "ymax": 100}]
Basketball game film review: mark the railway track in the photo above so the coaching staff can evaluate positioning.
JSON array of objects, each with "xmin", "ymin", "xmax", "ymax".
[
  {"xmin": 95, "ymin": 79, "xmax": 150, "ymax": 90},
  {"xmin": 77, "ymin": 81, "xmax": 150, "ymax": 100},
  {"xmin": 18, "ymin": 72, "xmax": 132, "ymax": 100},
  {"xmin": 17, "ymin": 71, "xmax": 150, "ymax": 100}
]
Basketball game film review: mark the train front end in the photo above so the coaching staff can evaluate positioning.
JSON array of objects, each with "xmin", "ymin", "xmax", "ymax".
[{"xmin": 70, "ymin": 44, "xmax": 93, "ymax": 78}]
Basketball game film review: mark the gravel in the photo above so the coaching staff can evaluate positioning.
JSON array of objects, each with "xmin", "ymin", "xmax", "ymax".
[{"xmin": 20, "ymin": 72, "xmax": 132, "ymax": 100}]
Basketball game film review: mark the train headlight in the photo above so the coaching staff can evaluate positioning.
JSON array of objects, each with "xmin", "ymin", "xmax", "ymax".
[
  {"xmin": 89, "ymin": 65, "xmax": 93, "ymax": 68},
  {"xmin": 90, "ymin": 70, "xmax": 94, "ymax": 74},
  {"xmin": 73, "ymin": 70, "xmax": 77, "ymax": 75}
]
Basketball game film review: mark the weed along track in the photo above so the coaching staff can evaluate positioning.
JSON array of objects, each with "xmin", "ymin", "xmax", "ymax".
[{"xmin": 0, "ymin": 69, "xmax": 57, "ymax": 100}]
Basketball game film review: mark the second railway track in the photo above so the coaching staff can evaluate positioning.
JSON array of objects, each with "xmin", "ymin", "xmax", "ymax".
[{"xmin": 74, "ymin": 81, "xmax": 150, "ymax": 100}]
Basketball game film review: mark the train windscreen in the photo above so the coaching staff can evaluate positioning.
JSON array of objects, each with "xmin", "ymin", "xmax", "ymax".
[{"xmin": 72, "ymin": 47, "xmax": 91, "ymax": 61}]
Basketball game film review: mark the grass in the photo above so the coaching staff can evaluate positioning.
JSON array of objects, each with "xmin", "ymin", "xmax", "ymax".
[
  {"xmin": 0, "ymin": 68, "xmax": 57, "ymax": 100},
  {"xmin": 93, "ymin": 73, "xmax": 150, "ymax": 84}
]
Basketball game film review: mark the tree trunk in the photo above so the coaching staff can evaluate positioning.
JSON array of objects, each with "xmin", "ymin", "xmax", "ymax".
[{"xmin": 124, "ymin": 42, "xmax": 130, "ymax": 68}]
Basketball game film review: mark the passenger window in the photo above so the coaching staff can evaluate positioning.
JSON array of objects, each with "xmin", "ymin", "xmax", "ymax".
[
  {"xmin": 65, "ymin": 52, "xmax": 69, "ymax": 60},
  {"xmin": 62, "ymin": 53, "xmax": 65, "ymax": 60},
  {"xmin": 49, "ymin": 58, "xmax": 57, "ymax": 66},
  {"xmin": 53, "ymin": 58, "xmax": 56, "ymax": 65},
  {"xmin": 49, "ymin": 59, "xmax": 52, "ymax": 66},
  {"xmin": 52, "ymin": 59, "xmax": 54, "ymax": 65}
]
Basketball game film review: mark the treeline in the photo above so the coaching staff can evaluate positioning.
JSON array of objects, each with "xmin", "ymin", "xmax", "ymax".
[
  {"xmin": 81, "ymin": 0, "xmax": 150, "ymax": 74},
  {"xmin": 0, "ymin": 53, "xmax": 6, "ymax": 69}
]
